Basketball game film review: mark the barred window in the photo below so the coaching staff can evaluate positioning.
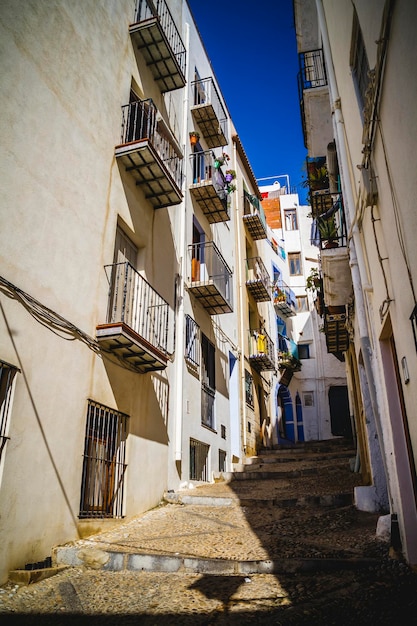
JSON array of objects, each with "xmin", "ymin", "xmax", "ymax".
[
  {"xmin": 245, "ymin": 369, "xmax": 254, "ymax": 407},
  {"xmin": 350, "ymin": 8, "xmax": 370, "ymax": 120},
  {"xmin": 79, "ymin": 400, "xmax": 129, "ymax": 519},
  {"xmin": 190, "ymin": 438, "xmax": 209, "ymax": 481},
  {"xmin": 185, "ymin": 314, "xmax": 200, "ymax": 367},
  {"xmin": 0, "ymin": 360, "xmax": 18, "ymax": 468}
]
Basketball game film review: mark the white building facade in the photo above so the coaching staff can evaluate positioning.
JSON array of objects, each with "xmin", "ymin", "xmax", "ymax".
[{"xmin": 294, "ymin": 0, "xmax": 417, "ymax": 566}]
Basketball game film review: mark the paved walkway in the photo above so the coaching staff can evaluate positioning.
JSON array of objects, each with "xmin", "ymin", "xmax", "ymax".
[{"xmin": 1, "ymin": 439, "xmax": 417, "ymax": 624}]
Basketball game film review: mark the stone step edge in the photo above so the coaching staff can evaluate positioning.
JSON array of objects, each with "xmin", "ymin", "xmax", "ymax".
[
  {"xmin": 53, "ymin": 546, "xmax": 381, "ymax": 576},
  {"xmin": 163, "ymin": 492, "xmax": 353, "ymax": 508}
]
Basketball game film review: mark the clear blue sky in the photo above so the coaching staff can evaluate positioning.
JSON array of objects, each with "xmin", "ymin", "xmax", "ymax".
[{"xmin": 187, "ymin": 0, "xmax": 308, "ymax": 203}]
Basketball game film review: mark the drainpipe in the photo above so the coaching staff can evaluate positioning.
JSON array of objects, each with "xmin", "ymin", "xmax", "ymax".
[
  {"xmin": 315, "ymin": 0, "xmax": 391, "ymax": 506},
  {"xmin": 174, "ymin": 22, "xmax": 190, "ymax": 462},
  {"xmin": 232, "ymin": 138, "xmax": 247, "ymax": 456}
]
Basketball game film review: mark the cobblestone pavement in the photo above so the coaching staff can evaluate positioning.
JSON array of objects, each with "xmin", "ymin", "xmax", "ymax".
[{"xmin": 1, "ymin": 440, "xmax": 417, "ymax": 624}]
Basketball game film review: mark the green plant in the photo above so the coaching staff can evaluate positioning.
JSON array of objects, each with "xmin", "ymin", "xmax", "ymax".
[
  {"xmin": 306, "ymin": 267, "xmax": 320, "ymax": 291},
  {"xmin": 225, "ymin": 169, "xmax": 236, "ymax": 178},
  {"xmin": 318, "ymin": 216, "xmax": 337, "ymax": 240}
]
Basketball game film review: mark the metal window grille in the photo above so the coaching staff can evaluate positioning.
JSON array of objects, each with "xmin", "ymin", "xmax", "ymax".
[
  {"xmin": 245, "ymin": 370, "xmax": 254, "ymax": 407},
  {"xmin": 0, "ymin": 361, "xmax": 17, "ymax": 464},
  {"xmin": 189, "ymin": 438, "xmax": 209, "ymax": 481},
  {"xmin": 79, "ymin": 400, "xmax": 129, "ymax": 519},
  {"xmin": 201, "ymin": 334, "xmax": 215, "ymax": 429},
  {"xmin": 219, "ymin": 449, "xmax": 226, "ymax": 473},
  {"xmin": 185, "ymin": 314, "xmax": 200, "ymax": 367},
  {"xmin": 350, "ymin": 10, "xmax": 370, "ymax": 115}
]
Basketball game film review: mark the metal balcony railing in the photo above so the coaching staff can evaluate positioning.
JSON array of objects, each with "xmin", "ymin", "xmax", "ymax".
[
  {"xmin": 120, "ymin": 99, "xmax": 182, "ymax": 191},
  {"xmin": 132, "ymin": 0, "xmax": 186, "ymax": 91},
  {"xmin": 245, "ymin": 257, "xmax": 271, "ymax": 302},
  {"xmin": 189, "ymin": 151, "xmax": 229, "ymax": 223},
  {"xmin": 188, "ymin": 241, "xmax": 233, "ymax": 314},
  {"xmin": 298, "ymin": 49, "xmax": 327, "ymax": 90},
  {"xmin": 273, "ymin": 280, "xmax": 296, "ymax": 316},
  {"xmin": 191, "ymin": 77, "xmax": 228, "ymax": 148},
  {"xmin": 310, "ymin": 191, "xmax": 348, "ymax": 249},
  {"xmin": 105, "ymin": 262, "xmax": 170, "ymax": 355},
  {"xmin": 248, "ymin": 328, "xmax": 275, "ymax": 372},
  {"xmin": 243, "ymin": 190, "xmax": 267, "ymax": 240}
]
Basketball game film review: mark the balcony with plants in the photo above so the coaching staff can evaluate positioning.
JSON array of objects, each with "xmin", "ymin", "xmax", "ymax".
[
  {"xmin": 189, "ymin": 150, "xmax": 235, "ymax": 224},
  {"xmin": 129, "ymin": 0, "xmax": 186, "ymax": 93},
  {"xmin": 242, "ymin": 190, "xmax": 267, "ymax": 240},
  {"xmin": 115, "ymin": 98, "xmax": 183, "ymax": 209},
  {"xmin": 245, "ymin": 256, "xmax": 271, "ymax": 302},
  {"xmin": 248, "ymin": 328, "xmax": 275, "ymax": 373},
  {"xmin": 188, "ymin": 241, "xmax": 233, "ymax": 314},
  {"xmin": 191, "ymin": 77, "xmax": 228, "ymax": 148},
  {"xmin": 96, "ymin": 262, "xmax": 171, "ymax": 373},
  {"xmin": 273, "ymin": 280, "xmax": 296, "ymax": 317}
]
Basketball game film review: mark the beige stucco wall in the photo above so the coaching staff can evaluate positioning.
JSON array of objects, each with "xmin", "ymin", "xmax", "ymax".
[{"xmin": 0, "ymin": 0, "xmax": 184, "ymax": 583}]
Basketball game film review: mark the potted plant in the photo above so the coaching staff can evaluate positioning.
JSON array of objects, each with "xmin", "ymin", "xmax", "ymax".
[
  {"xmin": 318, "ymin": 216, "xmax": 338, "ymax": 248},
  {"xmin": 306, "ymin": 267, "xmax": 320, "ymax": 291},
  {"xmin": 225, "ymin": 169, "xmax": 236, "ymax": 183},
  {"xmin": 189, "ymin": 131, "xmax": 200, "ymax": 146},
  {"xmin": 214, "ymin": 152, "xmax": 229, "ymax": 168}
]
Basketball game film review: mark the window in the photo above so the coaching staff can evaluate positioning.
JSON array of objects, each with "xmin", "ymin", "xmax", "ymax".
[
  {"xmin": 190, "ymin": 438, "xmax": 209, "ymax": 481},
  {"xmin": 350, "ymin": 8, "xmax": 370, "ymax": 119},
  {"xmin": 245, "ymin": 370, "xmax": 254, "ymax": 407},
  {"xmin": 79, "ymin": 400, "xmax": 129, "ymax": 519},
  {"xmin": 0, "ymin": 360, "xmax": 18, "ymax": 470},
  {"xmin": 298, "ymin": 344, "xmax": 311, "ymax": 360},
  {"xmin": 201, "ymin": 334, "xmax": 215, "ymax": 429},
  {"xmin": 288, "ymin": 252, "xmax": 302, "ymax": 276},
  {"xmin": 303, "ymin": 392, "xmax": 315, "ymax": 407},
  {"xmin": 185, "ymin": 315, "xmax": 200, "ymax": 367},
  {"xmin": 219, "ymin": 449, "xmax": 226, "ymax": 472},
  {"xmin": 296, "ymin": 295, "xmax": 308, "ymax": 312},
  {"xmin": 221, "ymin": 424, "xmax": 226, "ymax": 439},
  {"xmin": 284, "ymin": 209, "xmax": 298, "ymax": 231}
]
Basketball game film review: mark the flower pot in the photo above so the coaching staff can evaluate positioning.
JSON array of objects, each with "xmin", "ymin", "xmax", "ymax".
[
  {"xmin": 225, "ymin": 173, "xmax": 233, "ymax": 183},
  {"xmin": 189, "ymin": 134, "xmax": 199, "ymax": 146}
]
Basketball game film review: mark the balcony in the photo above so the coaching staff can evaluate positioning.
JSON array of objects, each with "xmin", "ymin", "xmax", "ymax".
[
  {"xmin": 245, "ymin": 257, "xmax": 270, "ymax": 302},
  {"xmin": 115, "ymin": 99, "xmax": 183, "ymax": 209},
  {"xmin": 242, "ymin": 190, "xmax": 267, "ymax": 240},
  {"xmin": 188, "ymin": 241, "xmax": 233, "ymax": 314},
  {"xmin": 298, "ymin": 49, "xmax": 327, "ymax": 90},
  {"xmin": 129, "ymin": 0, "xmax": 186, "ymax": 93},
  {"xmin": 191, "ymin": 77, "xmax": 228, "ymax": 148},
  {"xmin": 248, "ymin": 328, "xmax": 275, "ymax": 373},
  {"xmin": 189, "ymin": 151, "xmax": 230, "ymax": 223},
  {"xmin": 273, "ymin": 281, "xmax": 296, "ymax": 317},
  {"xmin": 324, "ymin": 309, "xmax": 349, "ymax": 357},
  {"xmin": 297, "ymin": 52, "xmax": 331, "ymax": 153},
  {"xmin": 96, "ymin": 262, "xmax": 171, "ymax": 373}
]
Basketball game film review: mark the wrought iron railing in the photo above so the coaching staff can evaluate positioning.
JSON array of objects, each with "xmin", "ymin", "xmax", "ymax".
[
  {"xmin": 189, "ymin": 438, "xmax": 210, "ymax": 481},
  {"xmin": 273, "ymin": 280, "xmax": 296, "ymax": 310},
  {"xmin": 310, "ymin": 192, "xmax": 347, "ymax": 249},
  {"xmin": 188, "ymin": 241, "xmax": 233, "ymax": 308},
  {"xmin": 189, "ymin": 150, "xmax": 226, "ymax": 188},
  {"xmin": 79, "ymin": 400, "xmax": 128, "ymax": 519},
  {"xmin": 248, "ymin": 328, "xmax": 275, "ymax": 364},
  {"xmin": 243, "ymin": 190, "xmax": 266, "ymax": 225},
  {"xmin": 104, "ymin": 262, "xmax": 170, "ymax": 355},
  {"xmin": 246, "ymin": 257, "xmax": 270, "ymax": 292},
  {"xmin": 0, "ymin": 361, "xmax": 17, "ymax": 463},
  {"xmin": 191, "ymin": 77, "xmax": 228, "ymax": 136},
  {"xmin": 298, "ymin": 49, "xmax": 327, "ymax": 89},
  {"xmin": 133, "ymin": 0, "xmax": 186, "ymax": 77},
  {"xmin": 120, "ymin": 99, "xmax": 183, "ymax": 190}
]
